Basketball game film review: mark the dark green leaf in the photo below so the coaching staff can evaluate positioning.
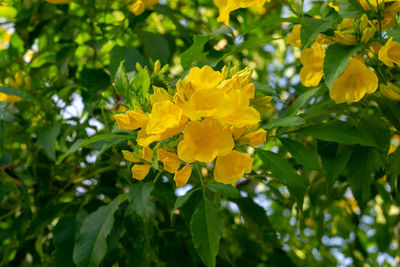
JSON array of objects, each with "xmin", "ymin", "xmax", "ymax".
[
  {"xmin": 376, "ymin": 96, "xmax": 400, "ymax": 132},
  {"xmin": 338, "ymin": 0, "xmax": 364, "ymax": 18},
  {"xmin": 73, "ymin": 196, "xmax": 122, "ymax": 267},
  {"xmin": 279, "ymin": 138, "xmax": 320, "ymax": 170},
  {"xmin": 54, "ymin": 214, "xmax": 76, "ymax": 267},
  {"xmin": 190, "ymin": 198, "xmax": 223, "ymax": 267},
  {"xmin": 171, "ymin": 187, "xmax": 201, "ymax": 220},
  {"xmin": 207, "ymin": 182, "xmax": 240, "ymax": 199},
  {"xmin": 323, "ymin": 44, "xmax": 363, "ymax": 89},
  {"xmin": 38, "ymin": 125, "xmax": 61, "ymax": 161},
  {"xmin": 139, "ymin": 32, "xmax": 170, "ymax": 64},
  {"xmin": 114, "ymin": 61, "xmax": 131, "ymax": 102},
  {"xmin": 0, "ymin": 85, "xmax": 33, "ymax": 101},
  {"xmin": 358, "ymin": 114, "xmax": 391, "ymax": 154},
  {"xmin": 127, "ymin": 182, "xmax": 155, "ymax": 220},
  {"xmin": 387, "ymin": 147, "xmax": 400, "ymax": 186},
  {"xmin": 300, "ymin": 18, "xmax": 336, "ymax": 49},
  {"xmin": 109, "ymin": 46, "xmax": 146, "ymax": 76},
  {"xmin": 263, "ymin": 116, "xmax": 306, "ymax": 130},
  {"xmin": 254, "ymin": 82, "xmax": 275, "ymax": 95},
  {"xmin": 181, "ymin": 35, "xmax": 209, "ymax": 69},
  {"xmin": 298, "ymin": 120, "xmax": 374, "ymax": 146},
  {"xmin": 286, "ymin": 87, "xmax": 320, "ymax": 116}
]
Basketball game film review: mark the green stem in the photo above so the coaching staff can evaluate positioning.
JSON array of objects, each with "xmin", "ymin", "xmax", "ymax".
[{"xmin": 153, "ymin": 171, "xmax": 163, "ymax": 183}]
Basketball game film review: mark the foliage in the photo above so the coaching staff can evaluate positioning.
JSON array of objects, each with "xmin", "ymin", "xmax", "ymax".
[{"xmin": 1, "ymin": 0, "xmax": 400, "ymax": 266}]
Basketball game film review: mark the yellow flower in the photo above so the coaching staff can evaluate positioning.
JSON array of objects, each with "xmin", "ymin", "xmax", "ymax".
[
  {"xmin": 46, "ymin": 0, "xmax": 71, "ymax": 4},
  {"xmin": 174, "ymin": 165, "xmax": 192, "ymax": 187},
  {"xmin": 239, "ymin": 128, "xmax": 267, "ymax": 146},
  {"xmin": 142, "ymin": 146, "xmax": 153, "ymax": 162},
  {"xmin": 334, "ymin": 31, "xmax": 358, "ymax": 46},
  {"xmin": 287, "ymin": 24, "xmax": 301, "ymax": 48},
  {"xmin": 114, "ymin": 106, "xmax": 148, "ymax": 130},
  {"xmin": 380, "ymin": 83, "xmax": 400, "ymax": 101},
  {"xmin": 149, "ymin": 86, "xmax": 171, "ymax": 106},
  {"xmin": 122, "ymin": 150, "xmax": 142, "ymax": 163},
  {"xmin": 185, "ymin": 66, "xmax": 223, "ymax": 91},
  {"xmin": 0, "ymin": 6, "xmax": 17, "ymax": 18},
  {"xmin": 328, "ymin": 2, "xmax": 339, "ymax": 11},
  {"xmin": 0, "ymin": 92, "xmax": 22, "ymax": 102},
  {"xmin": 360, "ymin": 27, "xmax": 376, "ymax": 44},
  {"xmin": 214, "ymin": 0, "xmax": 267, "ymax": 26},
  {"xmin": 214, "ymin": 150, "xmax": 253, "ymax": 184},
  {"xmin": 378, "ymin": 38, "xmax": 400, "ymax": 67},
  {"xmin": 146, "ymin": 100, "xmax": 186, "ymax": 135},
  {"xmin": 330, "ymin": 58, "xmax": 378, "ymax": 103},
  {"xmin": 128, "ymin": 0, "xmax": 159, "ymax": 15},
  {"xmin": 131, "ymin": 164, "xmax": 151, "ymax": 180},
  {"xmin": 177, "ymin": 118, "xmax": 234, "ymax": 163},
  {"xmin": 157, "ymin": 148, "xmax": 181, "ymax": 173},
  {"xmin": 300, "ymin": 43, "xmax": 325, "ymax": 87},
  {"xmin": 220, "ymin": 89, "xmax": 260, "ymax": 128}
]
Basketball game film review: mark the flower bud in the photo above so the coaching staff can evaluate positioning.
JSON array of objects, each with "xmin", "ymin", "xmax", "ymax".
[
  {"xmin": 361, "ymin": 27, "xmax": 376, "ymax": 44},
  {"xmin": 380, "ymin": 83, "xmax": 400, "ymax": 101},
  {"xmin": 334, "ymin": 31, "xmax": 358, "ymax": 46},
  {"xmin": 153, "ymin": 60, "xmax": 161, "ymax": 75}
]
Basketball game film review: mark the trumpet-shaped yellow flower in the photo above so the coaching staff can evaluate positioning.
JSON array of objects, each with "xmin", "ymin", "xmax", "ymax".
[
  {"xmin": 46, "ymin": 0, "xmax": 71, "ymax": 3},
  {"xmin": 287, "ymin": 24, "xmax": 301, "ymax": 48},
  {"xmin": 129, "ymin": 0, "xmax": 159, "ymax": 15},
  {"xmin": 185, "ymin": 66, "xmax": 223, "ymax": 91},
  {"xmin": 380, "ymin": 83, "xmax": 400, "ymax": 101},
  {"xmin": 149, "ymin": 86, "xmax": 171, "ymax": 106},
  {"xmin": 178, "ymin": 118, "xmax": 234, "ymax": 163},
  {"xmin": 214, "ymin": 150, "xmax": 253, "ymax": 184},
  {"xmin": 157, "ymin": 149, "xmax": 181, "ymax": 173},
  {"xmin": 300, "ymin": 43, "xmax": 325, "ymax": 87},
  {"xmin": 378, "ymin": 38, "xmax": 400, "ymax": 67},
  {"xmin": 174, "ymin": 165, "xmax": 192, "ymax": 187},
  {"xmin": 239, "ymin": 128, "xmax": 267, "ymax": 146},
  {"xmin": 330, "ymin": 58, "xmax": 378, "ymax": 103},
  {"xmin": 146, "ymin": 100, "xmax": 186, "ymax": 135},
  {"xmin": 214, "ymin": 0, "xmax": 267, "ymax": 26},
  {"xmin": 334, "ymin": 31, "xmax": 358, "ymax": 46},
  {"xmin": 114, "ymin": 106, "xmax": 148, "ymax": 130},
  {"xmin": 132, "ymin": 164, "xmax": 151, "ymax": 180},
  {"xmin": 0, "ymin": 92, "xmax": 22, "ymax": 102}
]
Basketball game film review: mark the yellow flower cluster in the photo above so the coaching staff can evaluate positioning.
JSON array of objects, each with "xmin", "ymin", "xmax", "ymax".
[
  {"xmin": 214, "ymin": 0, "xmax": 268, "ymax": 26},
  {"xmin": 128, "ymin": 0, "xmax": 159, "ymax": 16},
  {"xmin": 115, "ymin": 66, "xmax": 267, "ymax": 186},
  {"xmin": 287, "ymin": 4, "xmax": 400, "ymax": 103}
]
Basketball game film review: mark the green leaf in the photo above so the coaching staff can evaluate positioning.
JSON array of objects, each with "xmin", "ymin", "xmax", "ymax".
[
  {"xmin": 254, "ymin": 82, "xmax": 275, "ymax": 95},
  {"xmin": 114, "ymin": 61, "xmax": 131, "ymax": 102},
  {"xmin": 300, "ymin": 18, "xmax": 336, "ymax": 49},
  {"xmin": 279, "ymin": 138, "xmax": 320, "ymax": 170},
  {"xmin": 257, "ymin": 149, "xmax": 304, "ymax": 204},
  {"xmin": 386, "ymin": 29, "xmax": 400, "ymax": 43},
  {"xmin": 181, "ymin": 35, "xmax": 209, "ymax": 69},
  {"xmin": 298, "ymin": 120, "xmax": 374, "ymax": 146},
  {"xmin": 317, "ymin": 141, "xmax": 351, "ymax": 186},
  {"xmin": 347, "ymin": 146, "xmax": 383, "ymax": 210},
  {"xmin": 323, "ymin": 44, "xmax": 363, "ymax": 89},
  {"xmin": 127, "ymin": 182, "xmax": 155, "ymax": 220},
  {"xmin": 81, "ymin": 68, "xmax": 110, "ymax": 91},
  {"xmin": 139, "ymin": 32, "xmax": 170, "ymax": 64},
  {"xmin": 170, "ymin": 187, "xmax": 201, "ymax": 220},
  {"xmin": 387, "ymin": 147, "xmax": 400, "ymax": 187},
  {"xmin": 38, "ymin": 125, "xmax": 61, "ymax": 161},
  {"xmin": 54, "ymin": 214, "xmax": 76, "ymax": 267},
  {"xmin": 73, "ymin": 196, "xmax": 122, "ymax": 267},
  {"xmin": 190, "ymin": 198, "xmax": 223, "ymax": 267},
  {"xmin": 286, "ymin": 87, "xmax": 320, "ymax": 116},
  {"xmin": 0, "ymin": 85, "xmax": 33, "ymax": 101},
  {"xmin": 133, "ymin": 68, "xmax": 151, "ymax": 101},
  {"xmin": 358, "ymin": 114, "xmax": 391, "ymax": 154},
  {"xmin": 109, "ymin": 46, "xmax": 146, "ymax": 76},
  {"xmin": 263, "ymin": 116, "xmax": 306, "ymax": 130},
  {"xmin": 376, "ymin": 96, "xmax": 400, "ymax": 132},
  {"xmin": 206, "ymin": 182, "xmax": 240, "ymax": 199},
  {"xmin": 338, "ymin": 0, "xmax": 364, "ymax": 18},
  {"xmin": 56, "ymin": 134, "xmax": 136, "ymax": 165}
]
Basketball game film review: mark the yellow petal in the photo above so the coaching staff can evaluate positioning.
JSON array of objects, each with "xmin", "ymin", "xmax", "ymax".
[
  {"xmin": 174, "ymin": 165, "xmax": 192, "ymax": 187},
  {"xmin": 185, "ymin": 66, "xmax": 223, "ymax": 90},
  {"xmin": 334, "ymin": 31, "xmax": 358, "ymax": 46},
  {"xmin": 240, "ymin": 128, "xmax": 267, "ymax": 146},
  {"xmin": 157, "ymin": 149, "xmax": 181, "ymax": 173},
  {"xmin": 122, "ymin": 150, "xmax": 142, "ymax": 163},
  {"xmin": 0, "ymin": 92, "xmax": 22, "ymax": 102},
  {"xmin": 132, "ymin": 164, "xmax": 151, "ymax": 180},
  {"xmin": 146, "ymin": 100, "xmax": 184, "ymax": 135},
  {"xmin": 214, "ymin": 150, "xmax": 253, "ymax": 184},
  {"xmin": 378, "ymin": 37, "xmax": 400, "ymax": 67},
  {"xmin": 149, "ymin": 86, "xmax": 171, "ymax": 106},
  {"xmin": 142, "ymin": 146, "xmax": 153, "ymax": 162},
  {"xmin": 380, "ymin": 83, "xmax": 400, "ymax": 101},
  {"xmin": 129, "ymin": 0, "xmax": 145, "ymax": 15},
  {"xmin": 287, "ymin": 24, "xmax": 301, "ymax": 48}
]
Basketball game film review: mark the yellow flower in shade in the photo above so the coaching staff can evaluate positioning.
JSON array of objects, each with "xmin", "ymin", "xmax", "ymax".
[
  {"xmin": 239, "ymin": 128, "xmax": 267, "ymax": 146},
  {"xmin": 149, "ymin": 86, "xmax": 171, "ymax": 106},
  {"xmin": 330, "ymin": 58, "xmax": 378, "ymax": 103},
  {"xmin": 287, "ymin": 24, "xmax": 301, "ymax": 48},
  {"xmin": 146, "ymin": 100, "xmax": 185, "ymax": 135},
  {"xmin": 174, "ymin": 165, "xmax": 192, "ymax": 187},
  {"xmin": 177, "ymin": 118, "xmax": 234, "ymax": 163},
  {"xmin": 214, "ymin": 0, "xmax": 267, "ymax": 26},
  {"xmin": 122, "ymin": 150, "xmax": 142, "ymax": 163},
  {"xmin": 0, "ymin": 92, "xmax": 22, "ymax": 102},
  {"xmin": 129, "ymin": 0, "xmax": 159, "ymax": 15},
  {"xmin": 378, "ymin": 38, "xmax": 400, "ymax": 67},
  {"xmin": 360, "ymin": 27, "xmax": 376, "ymax": 44},
  {"xmin": 46, "ymin": 0, "xmax": 71, "ymax": 3},
  {"xmin": 334, "ymin": 31, "xmax": 358, "ymax": 46},
  {"xmin": 132, "ymin": 164, "xmax": 151, "ymax": 180},
  {"xmin": 157, "ymin": 148, "xmax": 181, "ymax": 173},
  {"xmin": 220, "ymin": 89, "xmax": 260, "ymax": 128},
  {"xmin": 300, "ymin": 43, "xmax": 325, "ymax": 87},
  {"xmin": 214, "ymin": 150, "xmax": 253, "ymax": 184},
  {"xmin": 380, "ymin": 83, "xmax": 400, "ymax": 101},
  {"xmin": 185, "ymin": 66, "xmax": 223, "ymax": 91},
  {"xmin": 114, "ymin": 106, "xmax": 148, "ymax": 130}
]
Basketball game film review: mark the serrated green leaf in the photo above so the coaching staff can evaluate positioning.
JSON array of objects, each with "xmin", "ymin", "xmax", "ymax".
[
  {"xmin": 207, "ymin": 182, "xmax": 240, "ymax": 199},
  {"xmin": 170, "ymin": 187, "xmax": 201, "ymax": 220},
  {"xmin": 181, "ymin": 35, "xmax": 209, "ymax": 69},
  {"xmin": 338, "ymin": 0, "xmax": 364, "ymax": 18},
  {"xmin": 73, "ymin": 196, "xmax": 122, "ymax": 267},
  {"xmin": 279, "ymin": 138, "xmax": 320, "ymax": 170},
  {"xmin": 114, "ymin": 61, "xmax": 131, "ymax": 102},
  {"xmin": 298, "ymin": 120, "xmax": 374, "ymax": 146},
  {"xmin": 286, "ymin": 87, "xmax": 320, "ymax": 116},
  {"xmin": 323, "ymin": 44, "xmax": 363, "ymax": 89},
  {"xmin": 300, "ymin": 18, "xmax": 336, "ymax": 49},
  {"xmin": 127, "ymin": 182, "xmax": 155, "ymax": 220},
  {"xmin": 190, "ymin": 198, "xmax": 222, "ymax": 267},
  {"xmin": 263, "ymin": 116, "xmax": 306, "ymax": 130}
]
